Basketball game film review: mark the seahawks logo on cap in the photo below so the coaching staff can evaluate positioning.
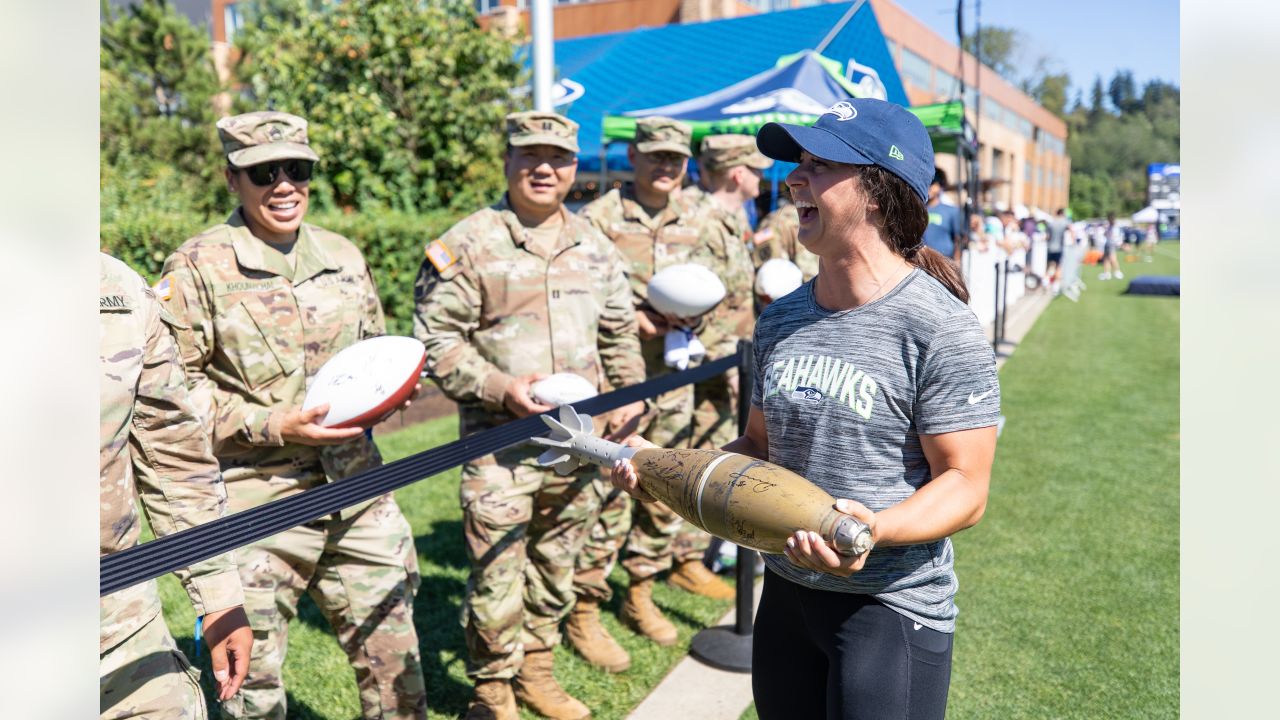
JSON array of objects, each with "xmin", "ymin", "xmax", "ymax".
[{"xmin": 823, "ymin": 101, "xmax": 858, "ymax": 121}]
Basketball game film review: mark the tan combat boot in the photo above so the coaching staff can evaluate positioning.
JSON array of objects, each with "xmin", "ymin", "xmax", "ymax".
[
  {"xmin": 669, "ymin": 559, "xmax": 736, "ymax": 600},
  {"xmin": 565, "ymin": 598, "xmax": 631, "ymax": 672},
  {"xmin": 464, "ymin": 679, "xmax": 519, "ymax": 720},
  {"xmin": 621, "ymin": 577, "xmax": 678, "ymax": 646},
  {"xmin": 514, "ymin": 648, "xmax": 591, "ymax": 720}
]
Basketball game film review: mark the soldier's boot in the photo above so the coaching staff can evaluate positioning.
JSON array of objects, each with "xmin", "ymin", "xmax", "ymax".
[
  {"xmin": 621, "ymin": 577, "xmax": 678, "ymax": 646},
  {"xmin": 513, "ymin": 649, "xmax": 591, "ymax": 720},
  {"xmin": 565, "ymin": 599, "xmax": 631, "ymax": 673},
  {"xmin": 464, "ymin": 679, "xmax": 519, "ymax": 720},
  {"xmin": 668, "ymin": 559, "xmax": 736, "ymax": 600}
]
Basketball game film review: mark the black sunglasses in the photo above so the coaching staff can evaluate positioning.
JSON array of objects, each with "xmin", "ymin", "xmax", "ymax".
[{"xmin": 235, "ymin": 159, "xmax": 315, "ymax": 186}]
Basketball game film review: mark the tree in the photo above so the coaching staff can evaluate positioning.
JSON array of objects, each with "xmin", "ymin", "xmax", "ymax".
[
  {"xmin": 1108, "ymin": 70, "xmax": 1139, "ymax": 114},
  {"xmin": 961, "ymin": 26, "xmax": 1022, "ymax": 81},
  {"xmin": 1089, "ymin": 76, "xmax": 1106, "ymax": 117},
  {"xmin": 234, "ymin": 0, "xmax": 524, "ymax": 212},
  {"xmin": 1068, "ymin": 71, "xmax": 1180, "ymax": 217},
  {"xmin": 1021, "ymin": 58, "xmax": 1070, "ymax": 119},
  {"xmin": 100, "ymin": 0, "xmax": 227, "ymax": 214}
]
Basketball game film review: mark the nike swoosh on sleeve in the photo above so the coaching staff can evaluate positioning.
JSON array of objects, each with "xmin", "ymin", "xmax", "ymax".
[{"xmin": 967, "ymin": 389, "xmax": 994, "ymax": 404}]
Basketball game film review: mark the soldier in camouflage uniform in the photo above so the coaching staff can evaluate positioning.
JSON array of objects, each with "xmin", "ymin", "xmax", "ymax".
[
  {"xmin": 752, "ymin": 201, "xmax": 820, "ymax": 281},
  {"xmin": 686, "ymin": 135, "xmax": 768, "ymax": 453},
  {"xmin": 414, "ymin": 111, "xmax": 646, "ymax": 720},
  {"xmin": 573, "ymin": 118, "xmax": 735, "ymax": 664},
  {"xmin": 158, "ymin": 112, "xmax": 426, "ymax": 720},
  {"xmin": 99, "ymin": 253, "xmax": 253, "ymax": 720}
]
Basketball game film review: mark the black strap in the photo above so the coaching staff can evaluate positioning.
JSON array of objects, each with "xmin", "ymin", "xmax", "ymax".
[{"xmin": 100, "ymin": 353, "xmax": 739, "ymax": 597}]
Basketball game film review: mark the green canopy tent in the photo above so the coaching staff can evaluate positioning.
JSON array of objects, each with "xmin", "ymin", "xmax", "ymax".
[{"xmin": 605, "ymin": 96, "xmax": 978, "ymax": 215}]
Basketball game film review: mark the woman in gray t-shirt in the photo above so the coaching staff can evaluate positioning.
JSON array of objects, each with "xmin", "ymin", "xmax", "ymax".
[{"xmin": 614, "ymin": 99, "xmax": 998, "ymax": 720}]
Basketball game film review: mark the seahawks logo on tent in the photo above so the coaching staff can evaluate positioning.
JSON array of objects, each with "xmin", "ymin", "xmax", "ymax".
[{"xmin": 824, "ymin": 101, "xmax": 857, "ymax": 121}]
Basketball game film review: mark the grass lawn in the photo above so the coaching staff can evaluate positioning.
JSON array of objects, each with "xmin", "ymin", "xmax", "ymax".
[
  {"xmin": 158, "ymin": 415, "xmax": 733, "ymax": 719},
  {"xmin": 742, "ymin": 243, "xmax": 1181, "ymax": 719}
]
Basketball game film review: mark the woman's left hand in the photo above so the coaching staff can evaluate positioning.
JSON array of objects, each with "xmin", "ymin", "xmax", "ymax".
[{"xmin": 783, "ymin": 499, "xmax": 878, "ymax": 577}]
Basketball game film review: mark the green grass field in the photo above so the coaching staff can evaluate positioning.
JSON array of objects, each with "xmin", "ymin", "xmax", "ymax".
[
  {"xmin": 158, "ymin": 415, "xmax": 733, "ymax": 719},
  {"xmin": 741, "ymin": 243, "xmax": 1181, "ymax": 720}
]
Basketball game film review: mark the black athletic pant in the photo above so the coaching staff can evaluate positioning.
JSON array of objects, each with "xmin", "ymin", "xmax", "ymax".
[{"xmin": 752, "ymin": 569, "xmax": 953, "ymax": 720}]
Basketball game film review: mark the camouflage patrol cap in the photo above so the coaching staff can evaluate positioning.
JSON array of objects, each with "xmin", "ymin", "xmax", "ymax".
[
  {"xmin": 506, "ymin": 111, "xmax": 580, "ymax": 153},
  {"xmin": 217, "ymin": 111, "xmax": 320, "ymax": 167},
  {"xmin": 633, "ymin": 117, "xmax": 693, "ymax": 157},
  {"xmin": 700, "ymin": 134, "xmax": 773, "ymax": 172}
]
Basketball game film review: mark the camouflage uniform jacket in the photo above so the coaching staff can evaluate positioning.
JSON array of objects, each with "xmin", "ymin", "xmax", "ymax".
[
  {"xmin": 414, "ymin": 195, "xmax": 645, "ymax": 436},
  {"xmin": 752, "ymin": 204, "xmax": 819, "ymax": 280},
  {"xmin": 579, "ymin": 186, "xmax": 714, "ymax": 372},
  {"xmin": 687, "ymin": 196, "xmax": 757, "ymax": 363},
  {"xmin": 100, "ymin": 253, "xmax": 243, "ymax": 652},
  {"xmin": 159, "ymin": 210, "xmax": 386, "ymax": 515}
]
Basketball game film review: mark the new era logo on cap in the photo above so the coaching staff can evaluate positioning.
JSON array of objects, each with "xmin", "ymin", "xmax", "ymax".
[{"xmin": 755, "ymin": 97, "xmax": 934, "ymax": 201}]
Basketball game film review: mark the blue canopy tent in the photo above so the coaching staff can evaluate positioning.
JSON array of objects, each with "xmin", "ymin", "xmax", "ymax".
[
  {"xmin": 533, "ymin": 0, "xmax": 908, "ymax": 176},
  {"xmin": 601, "ymin": 50, "xmax": 885, "ymax": 209}
]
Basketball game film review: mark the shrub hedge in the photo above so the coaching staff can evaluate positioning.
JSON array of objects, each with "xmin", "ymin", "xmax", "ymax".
[{"xmin": 101, "ymin": 206, "xmax": 471, "ymax": 337}]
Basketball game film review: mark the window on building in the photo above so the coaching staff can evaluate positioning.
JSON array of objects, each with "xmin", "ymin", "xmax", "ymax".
[
  {"xmin": 225, "ymin": 2, "xmax": 242, "ymax": 42},
  {"xmin": 886, "ymin": 39, "xmax": 899, "ymax": 62},
  {"xmin": 1025, "ymin": 162, "xmax": 1032, "ymax": 184},
  {"xmin": 981, "ymin": 95, "xmax": 1004, "ymax": 127},
  {"xmin": 899, "ymin": 48, "xmax": 932, "ymax": 91},
  {"xmin": 935, "ymin": 69, "xmax": 959, "ymax": 99},
  {"xmin": 743, "ymin": 0, "xmax": 798, "ymax": 10}
]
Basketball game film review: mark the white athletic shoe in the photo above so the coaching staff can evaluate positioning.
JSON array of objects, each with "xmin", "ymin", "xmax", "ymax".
[
  {"xmin": 1115, "ymin": 270, "xmax": 1124, "ymax": 279},
  {"xmin": 1098, "ymin": 272, "xmax": 1112, "ymax": 280}
]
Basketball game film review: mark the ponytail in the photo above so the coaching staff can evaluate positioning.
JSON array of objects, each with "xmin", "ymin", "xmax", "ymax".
[
  {"xmin": 906, "ymin": 245, "xmax": 969, "ymax": 304},
  {"xmin": 854, "ymin": 165, "xmax": 970, "ymax": 304}
]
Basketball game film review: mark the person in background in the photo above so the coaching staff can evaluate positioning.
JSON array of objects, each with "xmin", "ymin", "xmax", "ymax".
[
  {"xmin": 753, "ymin": 193, "xmax": 819, "ymax": 282},
  {"xmin": 1099, "ymin": 212, "xmax": 1124, "ymax": 280},
  {"xmin": 921, "ymin": 168, "xmax": 965, "ymax": 264},
  {"xmin": 1045, "ymin": 208, "xmax": 1072, "ymax": 293},
  {"xmin": 966, "ymin": 212, "xmax": 990, "ymax": 254},
  {"xmin": 575, "ymin": 118, "xmax": 735, "ymax": 667}
]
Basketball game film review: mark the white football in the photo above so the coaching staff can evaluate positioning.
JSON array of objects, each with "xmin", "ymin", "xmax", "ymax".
[
  {"xmin": 755, "ymin": 258, "xmax": 804, "ymax": 300},
  {"xmin": 302, "ymin": 336, "xmax": 426, "ymax": 429},
  {"xmin": 647, "ymin": 264, "xmax": 726, "ymax": 318},
  {"xmin": 531, "ymin": 373, "xmax": 599, "ymax": 406}
]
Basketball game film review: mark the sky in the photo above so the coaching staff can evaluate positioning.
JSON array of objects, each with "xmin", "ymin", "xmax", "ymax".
[{"xmin": 887, "ymin": 0, "xmax": 1180, "ymax": 98}]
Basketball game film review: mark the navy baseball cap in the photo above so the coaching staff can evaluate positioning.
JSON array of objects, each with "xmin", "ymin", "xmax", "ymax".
[{"xmin": 756, "ymin": 98, "xmax": 935, "ymax": 202}]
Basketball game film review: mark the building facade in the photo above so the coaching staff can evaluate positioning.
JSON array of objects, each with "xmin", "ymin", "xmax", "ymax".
[{"xmin": 868, "ymin": 0, "xmax": 1069, "ymax": 212}]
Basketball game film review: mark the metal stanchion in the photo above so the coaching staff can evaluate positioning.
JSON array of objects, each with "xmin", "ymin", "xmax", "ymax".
[
  {"xmin": 992, "ymin": 261, "xmax": 1002, "ymax": 350},
  {"xmin": 689, "ymin": 339, "xmax": 756, "ymax": 673},
  {"xmin": 1000, "ymin": 258, "xmax": 1010, "ymax": 343}
]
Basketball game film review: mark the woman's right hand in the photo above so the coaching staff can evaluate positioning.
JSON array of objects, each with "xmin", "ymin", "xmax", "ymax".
[{"xmin": 611, "ymin": 435, "xmax": 658, "ymax": 502}]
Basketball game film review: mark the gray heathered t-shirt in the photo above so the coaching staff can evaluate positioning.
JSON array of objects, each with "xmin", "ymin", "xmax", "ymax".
[{"xmin": 750, "ymin": 269, "xmax": 1000, "ymax": 633}]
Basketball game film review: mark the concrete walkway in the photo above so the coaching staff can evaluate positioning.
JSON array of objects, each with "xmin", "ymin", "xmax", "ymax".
[
  {"xmin": 625, "ymin": 288, "xmax": 1057, "ymax": 720},
  {"xmin": 627, "ymin": 582, "xmax": 763, "ymax": 720}
]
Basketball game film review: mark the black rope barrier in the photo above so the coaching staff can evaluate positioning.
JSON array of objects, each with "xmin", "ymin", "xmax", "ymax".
[{"xmin": 100, "ymin": 353, "xmax": 739, "ymax": 597}]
